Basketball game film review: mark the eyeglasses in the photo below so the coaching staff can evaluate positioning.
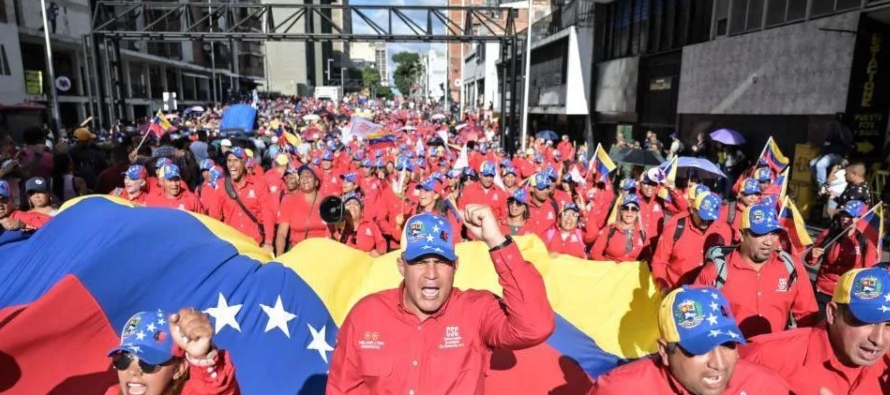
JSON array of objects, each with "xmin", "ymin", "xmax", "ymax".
[
  {"xmin": 111, "ymin": 352, "xmax": 171, "ymax": 374},
  {"xmin": 621, "ymin": 206, "xmax": 640, "ymax": 212}
]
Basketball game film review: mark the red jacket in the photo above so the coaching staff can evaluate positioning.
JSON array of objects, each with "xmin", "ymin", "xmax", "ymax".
[
  {"xmin": 806, "ymin": 229, "xmax": 878, "ymax": 296},
  {"xmin": 326, "ymin": 242, "xmax": 555, "ymax": 395},
  {"xmin": 540, "ymin": 226, "xmax": 587, "ymax": 259},
  {"xmin": 588, "ymin": 355, "xmax": 791, "ymax": 394},
  {"xmin": 589, "ymin": 224, "xmax": 649, "ymax": 262},
  {"xmin": 105, "ymin": 350, "xmax": 239, "ymax": 395},
  {"xmin": 650, "ymin": 214, "xmax": 732, "ymax": 290},
  {"xmin": 220, "ymin": 175, "xmax": 276, "ymax": 246},
  {"xmin": 695, "ymin": 249, "xmax": 818, "ymax": 338},
  {"xmin": 741, "ymin": 323, "xmax": 890, "ymax": 395}
]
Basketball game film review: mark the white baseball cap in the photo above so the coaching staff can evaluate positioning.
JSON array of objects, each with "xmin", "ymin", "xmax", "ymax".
[{"xmin": 220, "ymin": 139, "xmax": 232, "ymax": 147}]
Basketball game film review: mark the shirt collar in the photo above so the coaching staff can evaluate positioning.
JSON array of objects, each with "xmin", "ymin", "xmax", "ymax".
[{"xmin": 803, "ymin": 323, "xmax": 883, "ymax": 381}]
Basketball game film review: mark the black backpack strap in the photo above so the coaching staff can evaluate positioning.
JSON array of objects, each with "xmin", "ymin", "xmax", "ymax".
[
  {"xmin": 224, "ymin": 176, "xmax": 265, "ymax": 243},
  {"xmin": 727, "ymin": 201, "xmax": 737, "ymax": 226},
  {"xmin": 673, "ymin": 217, "xmax": 687, "ymax": 244}
]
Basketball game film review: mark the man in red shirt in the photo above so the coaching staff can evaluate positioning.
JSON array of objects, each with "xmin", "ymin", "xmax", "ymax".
[
  {"xmin": 741, "ymin": 268, "xmax": 890, "ymax": 395},
  {"xmin": 327, "ymin": 205, "xmax": 555, "ymax": 395},
  {"xmin": 458, "ymin": 161, "xmax": 507, "ymax": 220},
  {"xmin": 651, "ymin": 193, "xmax": 732, "ymax": 291},
  {"xmin": 220, "ymin": 147, "xmax": 275, "ymax": 254},
  {"xmin": 526, "ymin": 173, "xmax": 558, "ymax": 234},
  {"xmin": 696, "ymin": 204, "xmax": 818, "ymax": 338},
  {"xmin": 807, "ymin": 200, "xmax": 878, "ymax": 318},
  {"xmin": 146, "ymin": 164, "xmax": 204, "ymax": 214},
  {"xmin": 110, "ymin": 165, "xmax": 150, "ymax": 206},
  {"xmin": 636, "ymin": 172, "xmax": 667, "ymax": 247},
  {"xmin": 590, "ymin": 285, "xmax": 791, "ymax": 394},
  {"xmin": 719, "ymin": 178, "xmax": 761, "ymax": 242},
  {"xmin": 0, "ymin": 180, "xmax": 26, "ymax": 232}
]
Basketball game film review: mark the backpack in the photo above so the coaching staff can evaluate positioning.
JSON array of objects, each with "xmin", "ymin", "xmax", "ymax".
[
  {"xmin": 706, "ymin": 245, "xmax": 797, "ymax": 291},
  {"xmin": 726, "ymin": 201, "xmax": 737, "ymax": 226},
  {"xmin": 672, "ymin": 217, "xmax": 687, "ymax": 244}
]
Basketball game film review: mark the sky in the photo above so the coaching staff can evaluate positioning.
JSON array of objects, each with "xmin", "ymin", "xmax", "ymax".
[{"xmin": 348, "ymin": 0, "xmax": 448, "ymax": 91}]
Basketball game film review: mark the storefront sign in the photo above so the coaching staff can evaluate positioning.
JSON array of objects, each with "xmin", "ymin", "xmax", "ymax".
[
  {"xmin": 845, "ymin": 17, "xmax": 890, "ymax": 162},
  {"xmin": 24, "ymin": 70, "xmax": 43, "ymax": 96}
]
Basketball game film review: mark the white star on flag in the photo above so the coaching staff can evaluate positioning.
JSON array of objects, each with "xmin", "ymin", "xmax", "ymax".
[
  {"xmin": 260, "ymin": 295, "xmax": 298, "ymax": 338},
  {"xmin": 157, "ymin": 317, "xmax": 166, "ymax": 325},
  {"xmin": 708, "ymin": 329, "xmax": 722, "ymax": 337},
  {"xmin": 146, "ymin": 323, "xmax": 156, "ymax": 332},
  {"xmin": 706, "ymin": 314, "xmax": 718, "ymax": 326},
  {"xmin": 710, "ymin": 292, "xmax": 719, "ymax": 300},
  {"xmin": 426, "ymin": 234, "xmax": 434, "ymax": 242},
  {"xmin": 307, "ymin": 324, "xmax": 334, "ymax": 364},
  {"xmin": 135, "ymin": 331, "xmax": 146, "ymax": 341},
  {"xmin": 884, "ymin": 293, "xmax": 890, "ymax": 303},
  {"xmin": 880, "ymin": 305, "xmax": 890, "ymax": 313},
  {"xmin": 709, "ymin": 301, "xmax": 719, "ymax": 311},
  {"xmin": 205, "ymin": 293, "xmax": 243, "ymax": 334},
  {"xmin": 727, "ymin": 331, "xmax": 740, "ymax": 339}
]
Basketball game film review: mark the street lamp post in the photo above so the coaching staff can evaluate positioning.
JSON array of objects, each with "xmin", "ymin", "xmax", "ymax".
[
  {"xmin": 340, "ymin": 67, "xmax": 346, "ymax": 95},
  {"xmin": 326, "ymin": 59, "xmax": 334, "ymax": 85},
  {"xmin": 40, "ymin": 0, "xmax": 61, "ymax": 131}
]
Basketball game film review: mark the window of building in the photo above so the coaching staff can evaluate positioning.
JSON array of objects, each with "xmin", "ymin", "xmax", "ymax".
[
  {"xmin": 604, "ymin": 0, "xmax": 712, "ymax": 60},
  {"xmin": 0, "ymin": 45, "xmax": 10, "ymax": 76}
]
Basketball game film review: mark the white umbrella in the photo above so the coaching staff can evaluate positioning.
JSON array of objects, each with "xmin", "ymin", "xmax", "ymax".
[{"xmin": 302, "ymin": 114, "xmax": 320, "ymax": 121}]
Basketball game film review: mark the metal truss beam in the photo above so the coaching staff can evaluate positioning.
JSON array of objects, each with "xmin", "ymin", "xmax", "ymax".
[{"xmin": 91, "ymin": 1, "xmax": 518, "ymax": 42}]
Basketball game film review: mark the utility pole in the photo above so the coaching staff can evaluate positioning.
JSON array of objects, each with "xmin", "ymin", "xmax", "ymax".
[
  {"xmin": 208, "ymin": 0, "xmax": 217, "ymax": 104},
  {"xmin": 40, "ymin": 0, "xmax": 61, "ymax": 131},
  {"xmin": 519, "ymin": 0, "xmax": 533, "ymax": 152}
]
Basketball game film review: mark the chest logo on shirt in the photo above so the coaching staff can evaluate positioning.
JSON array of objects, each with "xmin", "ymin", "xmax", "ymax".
[
  {"xmin": 570, "ymin": 234, "xmax": 578, "ymax": 243},
  {"xmin": 270, "ymin": 186, "xmax": 278, "ymax": 193},
  {"xmin": 247, "ymin": 189, "xmax": 256, "ymax": 199},
  {"xmin": 492, "ymin": 194, "xmax": 499, "ymax": 200},
  {"xmin": 358, "ymin": 331, "xmax": 385, "ymax": 350},
  {"xmin": 439, "ymin": 326, "xmax": 464, "ymax": 349},
  {"xmin": 776, "ymin": 278, "xmax": 789, "ymax": 293},
  {"xmin": 547, "ymin": 212, "xmax": 554, "ymax": 220},
  {"xmin": 853, "ymin": 276, "xmax": 882, "ymax": 300},
  {"xmin": 653, "ymin": 205, "xmax": 661, "ymax": 212},
  {"xmin": 674, "ymin": 299, "xmax": 705, "ymax": 329},
  {"xmin": 365, "ymin": 228, "xmax": 372, "ymax": 236}
]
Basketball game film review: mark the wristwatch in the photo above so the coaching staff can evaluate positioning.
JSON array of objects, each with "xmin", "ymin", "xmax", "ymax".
[{"xmin": 488, "ymin": 235, "xmax": 513, "ymax": 252}]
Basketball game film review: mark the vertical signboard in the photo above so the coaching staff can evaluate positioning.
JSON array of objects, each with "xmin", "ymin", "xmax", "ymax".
[{"xmin": 845, "ymin": 17, "xmax": 890, "ymax": 162}]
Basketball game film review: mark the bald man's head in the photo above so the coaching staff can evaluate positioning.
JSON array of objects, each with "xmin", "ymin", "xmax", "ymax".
[{"xmin": 845, "ymin": 162, "xmax": 866, "ymax": 184}]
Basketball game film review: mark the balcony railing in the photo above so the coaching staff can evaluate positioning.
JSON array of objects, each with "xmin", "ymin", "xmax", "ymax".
[{"xmin": 528, "ymin": 0, "xmax": 595, "ymax": 43}]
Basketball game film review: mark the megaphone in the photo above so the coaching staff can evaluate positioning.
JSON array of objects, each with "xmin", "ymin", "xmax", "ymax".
[{"xmin": 319, "ymin": 195, "xmax": 346, "ymax": 224}]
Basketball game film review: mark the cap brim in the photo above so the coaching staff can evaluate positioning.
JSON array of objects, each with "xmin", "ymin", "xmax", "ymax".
[
  {"xmin": 678, "ymin": 325, "xmax": 747, "ymax": 356},
  {"xmin": 848, "ymin": 302, "xmax": 890, "ymax": 324},
  {"xmin": 403, "ymin": 246, "xmax": 457, "ymax": 262},
  {"xmin": 107, "ymin": 344, "xmax": 173, "ymax": 365},
  {"xmin": 748, "ymin": 223, "xmax": 780, "ymax": 236}
]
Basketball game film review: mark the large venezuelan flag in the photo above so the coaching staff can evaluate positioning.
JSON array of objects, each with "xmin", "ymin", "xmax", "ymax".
[{"xmin": 0, "ymin": 196, "xmax": 661, "ymax": 395}]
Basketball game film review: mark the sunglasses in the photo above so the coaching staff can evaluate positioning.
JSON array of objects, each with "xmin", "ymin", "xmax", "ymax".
[
  {"xmin": 621, "ymin": 206, "xmax": 640, "ymax": 212},
  {"xmin": 111, "ymin": 352, "xmax": 171, "ymax": 374},
  {"xmin": 0, "ymin": 196, "xmax": 9, "ymax": 204}
]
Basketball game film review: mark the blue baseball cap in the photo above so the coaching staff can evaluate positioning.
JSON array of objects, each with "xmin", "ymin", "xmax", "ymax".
[
  {"xmin": 374, "ymin": 159, "xmax": 385, "ymax": 168},
  {"xmin": 401, "ymin": 213, "xmax": 457, "ymax": 262},
  {"xmin": 343, "ymin": 191, "xmax": 363, "ymax": 206},
  {"xmin": 227, "ymin": 147, "xmax": 247, "ymax": 161},
  {"xmin": 621, "ymin": 194, "xmax": 641, "ymax": 208},
  {"xmin": 107, "ymin": 310, "xmax": 177, "ymax": 365},
  {"xmin": 446, "ymin": 169, "xmax": 461, "ymax": 179},
  {"xmin": 374, "ymin": 149, "xmax": 383, "ymax": 158},
  {"xmin": 509, "ymin": 188, "xmax": 529, "ymax": 205},
  {"xmin": 740, "ymin": 204, "xmax": 781, "ymax": 236},
  {"xmin": 25, "ymin": 177, "xmax": 49, "ymax": 193},
  {"xmin": 123, "ymin": 165, "xmax": 147, "ymax": 181},
  {"xmin": 415, "ymin": 178, "xmax": 438, "ymax": 192},
  {"xmin": 544, "ymin": 166, "xmax": 558, "ymax": 180},
  {"xmin": 695, "ymin": 193, "xmax": 722, "ymax": 221},
  {"xmin": 199, "ymin": 159, "xmax": 215, "ymax": 171},
  {"xmin": 740, "ymin": 178, "xmax": 760, "ymax": 196},
  {"xmin": 352, "ymin": 152, "xmax": 364, "ymax": 161},
  {"xmin": 659, "ymin": 286, "xmax": 746, "ymax": 356},
  {"xmin": 321, "ymin": 151, "xmax": 334, "ymax": 161},
  {"xmin": 500, "ymin": 159, "xmax": 512, "ymax": 168},
  {"xmin": 0, "ymin": 180, "xmax": 9, "ymax": 198},
  {"xmin": 620, "ymin": 178, "xmax": 637, "ymax": 191},
  {"xmin": 503, "ymin": 167, "xmax": 517, "ymax": 176},
  {"xmin": 561, "ymin": 202, "xmax": 580, "ymax": 214},
  {"xmin": 840, "ymin": 200, "xmax": 867, "ymax": 218},
  {"xmin": 533, "ymin": 173, "xmax": 552, "ymax": 190},
  {"xmin": 360, "ymin": 158, "xmax": 372, "ymax": 168},
  {"xmin": 340, "ymin": 172, "xmax": 358, "ymax": 183},
  {"xmin": 755, "ymin": 167, "xmax": 772, "ymax": 182},
  {"xmin": 297, "ymin": 164, "xmax": 317, "ymax": 179},
  {"xmin": 553, "ymin": 150, "xmax": 562, "ymax": 159},
  {"xmin": 480, "ymin": 161, "xmax": 496, "ymax": 177},
  {"xmin": 833, "ymin": 268, "xmax": 890, "ymax": 324},
  {"xmin": 161, "ymin": 164, "xmax": 181, "ymax": 180},
  {"xmin": 430, "ymin": 172, "xmax": 445, "ymax": 183},
  {"xmin": 462, "ymin": 168, "xmax": 477, "ymax": 178},
  {"xmin": 395, "ymin": 156, "xmax": 414, "ymax": 171},
  {"xmin": 155, "ymin": 157, "xmax": 172, "ymax": 169},
  {"xmin": 311, "ymin": 158, "xmax": 321, "ymax": 166}
]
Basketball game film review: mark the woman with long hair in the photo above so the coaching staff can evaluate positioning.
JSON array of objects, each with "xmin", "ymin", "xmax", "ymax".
[
  {"xmin": 589, "ymin": 194, "xmax": 650, "ymax": 262},
  {"xmin": 500, "ymin": 189, "xmax": 535, "ymax": 236},
  {"xmin": 541, "ymin": 202, "xmax": 587, "ymax": 259}
]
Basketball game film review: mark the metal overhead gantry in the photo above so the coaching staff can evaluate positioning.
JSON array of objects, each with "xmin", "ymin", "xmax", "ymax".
[{"xmin": 87, "ymin": 1, "xmax": 523, "ymax": 150}]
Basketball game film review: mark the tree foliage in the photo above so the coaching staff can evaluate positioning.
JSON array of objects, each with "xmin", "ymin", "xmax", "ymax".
[
  {"xmin": 360, "ymin": 67, "xmax": 381, "ymax": 89},
  {"xmin": 392, "ymin": 51, "xmax": 423, "ymax": 97}
]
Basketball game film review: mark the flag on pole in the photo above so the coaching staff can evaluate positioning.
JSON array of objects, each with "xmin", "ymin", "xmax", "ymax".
[
  {"xmin": 756, "ymin": 137, "xmax": 789, "ymax": 173},
  {"xmin": 779, "ymin": 196, "xmax": 813, "ymax": 249},
  {"xmin": 148, "ymin": 110, "xmax": 172, "ymax": 137},
  {"xmin": 589, "ymin": 143, "xmax": 616, "ymax": 183},
  {"xmin": 657, "ymin": 156, "xmax": 678, "ymax": 201},
  {"xmin": 761, "ymin": 167, "xmax": 789, "ymax": 209},
  {"xmin": 856, "ymin": 202, "xmax": 885, "ymax": 262}
]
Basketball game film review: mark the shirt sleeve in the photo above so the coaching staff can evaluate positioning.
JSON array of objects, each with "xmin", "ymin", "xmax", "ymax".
[
  {"xmin": 327, "ymin": 306, "xmax": 362, "ymax": 394},
  {"xmin": 805, "ymin": 230, "xmax": 830, "ymax": 266},
  {"xmin": 790, "ymin": 259, "xmax": 819, "ymax": 328},
  {"xmin": 479, "ymin": 241, "xmax": 555, "ymax": 349},
  {"xmin": 259, "ymin": 187, "xmax": 276, "ymax": 245},
  {"xmin": 181, "ymin": 350, "xmax": 240, "ymax": 395},
  {"xmin": 372, "ymin": 223, "xmax": 386, "ymax": 255},
  {"xmin": 694, "ymin": 261, "xmax": 718, "ymax": 288},
  {"xmin": 589, "ymin": 228, "xmax": 610, "ymax": 261},
  {"xmin": 650, "ymin": 222, "xmax": 674, "ymax": 288}
]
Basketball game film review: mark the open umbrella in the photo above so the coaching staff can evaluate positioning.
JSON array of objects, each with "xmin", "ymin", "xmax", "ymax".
[
  {"xmin": 614, "ymin": 148, "xmax": 664, "ymax": 166},
  {"xmin": 709, "ymin": 128, "xmax": 746, "ymax": 145},
  {"xmin": 535, "ymin": 130, "xmax": 558, "ymax": 141},
  {"xmin": 659, "ymin": 156, "xmax": 727, "ymax": 179},
  {"xmin": 431, "ymin": 113, "xmax": 447, "ymax": 120}
]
